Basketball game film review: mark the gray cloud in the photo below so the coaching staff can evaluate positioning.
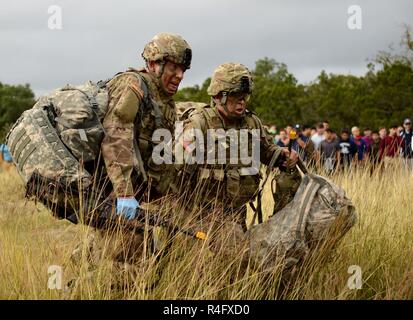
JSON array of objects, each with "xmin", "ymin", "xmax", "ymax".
[{"xmin": 1, "ymin": 0, "xmax": 412, "ymax": 97}]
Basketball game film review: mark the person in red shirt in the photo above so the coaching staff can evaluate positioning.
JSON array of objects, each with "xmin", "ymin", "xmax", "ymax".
[{"xmin": 380, "ymin": 125, "xmax": 405, "ymax": 159}]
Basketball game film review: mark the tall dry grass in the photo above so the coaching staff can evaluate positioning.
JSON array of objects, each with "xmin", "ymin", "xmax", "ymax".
[{"xmin": 0, "ymin": 161, "xmax": 412, "ymax": 300}]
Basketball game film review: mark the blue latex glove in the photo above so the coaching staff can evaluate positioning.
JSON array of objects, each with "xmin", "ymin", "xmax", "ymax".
[{"xmin": 116, "ymin": 197, "xmax": 139, "ymax": 220}]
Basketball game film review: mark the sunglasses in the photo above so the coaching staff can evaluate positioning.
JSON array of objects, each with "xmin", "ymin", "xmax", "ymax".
[{"xmin": 228, "ymin": 92, "xmax": 251, "ymax": 102}]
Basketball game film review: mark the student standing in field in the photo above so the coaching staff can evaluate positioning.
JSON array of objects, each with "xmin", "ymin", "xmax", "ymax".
[
  {"xmin": 311, "ymin": 123, "xmax": 326, "ymax": 150},
  {"xmin": 351, "ymin": 126, "xmax": 367, "ymax": 164},
  {"xmin": 296, "ymin": 125, "xmax": 315, "ymax": 165},
  {"xmin": 379, "ymin": 127, "xmax": 387, "ymax": 140},
  {"xmin": 369, "ymin": 130, "xmax": 382, "ymax": 173},
  {"xmin": 400, "ymin": 118, "xmax": 413, "ymax": 169},
  {"xmin": 338, "ymin": 129, "xmax": 357, "ymax": 170},
  {"xmin": 380, "ymin": 125, "xmax": 405, "ymax": 169},
  {"xmin": 369, "ymin": 131, "xmax": 382, "ymax": 162},
  {"xmin": 363, "ymin": 127, "xmax": 373, "ymax": 151},
  {"xmin": 318, "ymin": 129, "xmax": 340, "ymax": 174},
  {"xmin": 277, "ymin": 129, "xmax": 290, "ymax": 148}
]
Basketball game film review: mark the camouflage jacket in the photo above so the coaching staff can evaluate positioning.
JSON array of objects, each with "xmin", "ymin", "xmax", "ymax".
[
  {"xmin": 176, "ymin": 105, "xmax": 284, "ymax": 209},
  {"xmin": 101, "ymin": 68, "xmax": 176, "ymax": 198}
]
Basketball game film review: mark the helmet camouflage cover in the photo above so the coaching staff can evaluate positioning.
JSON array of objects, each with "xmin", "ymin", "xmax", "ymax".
[
  {"xmin": 142, "ymin": 32, "xmax": 192, "ymax": 70},
  {"xmin": 207, "ymin": 62, "xmax": 254, "ymax": 96}
]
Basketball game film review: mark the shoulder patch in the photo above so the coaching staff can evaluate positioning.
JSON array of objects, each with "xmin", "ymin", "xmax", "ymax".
[{"xmin": 128, "ymin": 81, "xmax": 144, "ymax": 99}]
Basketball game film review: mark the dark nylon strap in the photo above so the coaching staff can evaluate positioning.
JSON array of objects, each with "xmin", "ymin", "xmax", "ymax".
[
  {"xmin": 133, "ymin": 73, "xmax": 162, "ymax": 128},
  {"xmin": 295, "ymin": 177, "xmax": 320, "ymax": 241},
  {"xmin": 151, "ymin": 99, "xmax": 162, "ymax": 127},
  {"xmin": 249, "ymin": 148, "xmax": 283, "ymax": 227},
  {"xmin": 131, "ymin": 74, "xmax": 152, "ymax": 182}
]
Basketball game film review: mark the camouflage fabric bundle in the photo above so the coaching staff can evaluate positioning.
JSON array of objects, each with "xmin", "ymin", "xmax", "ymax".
[
  {"xmin": 175, "ymin": 101, "xmax": 208, "ymax": 119},
  {"xmin": 39, "ymin": 81, "xmax": 109, "ymax": 162},
  {"xmin": 6, "ymin": 81, "xmax": 109, "ymax": 186},
  {"xmin": 247, "ymin": 173, "xmax": 357, "ymax": 271},
  {"xmin": 272, "ymin": 169, "xmax": 302, "ymax": 214}
]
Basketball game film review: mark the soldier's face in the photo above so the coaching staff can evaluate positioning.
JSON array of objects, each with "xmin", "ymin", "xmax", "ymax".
[
  {"xmin": 224, "ymin": 92, "xmax": 249, "ymax": 118},
  {"xmin": 151, "ymin": 61, "xmax": 185, "ymax": 95}
]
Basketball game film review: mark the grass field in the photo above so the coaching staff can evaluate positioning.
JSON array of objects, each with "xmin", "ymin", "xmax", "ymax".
[{"xmin": 0, "ymin": 162, "xmax": 412, "ymax": 300}]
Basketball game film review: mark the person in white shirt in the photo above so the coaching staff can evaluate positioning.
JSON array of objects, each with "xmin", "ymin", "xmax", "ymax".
[{"xmin": 311, "ymin": 122, "xmax": 326, "ymax": 150}]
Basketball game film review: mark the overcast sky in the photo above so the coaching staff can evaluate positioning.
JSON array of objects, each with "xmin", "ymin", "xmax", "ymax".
[{"xmin": 1, "ymin": 0, "xmax": 412, "ymax": 97}]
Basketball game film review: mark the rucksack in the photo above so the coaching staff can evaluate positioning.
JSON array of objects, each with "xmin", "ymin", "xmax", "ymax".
[
  {"xmin": 247, "ymin": 173, "xmax": 357, "ymax": 272},
  {"xmin": 6, "ymin": 71, "xmax": 152, "ymax": 187},
  {"xmin": 175, "ymin": 101, "xmax": 209, "ymax": 120}
]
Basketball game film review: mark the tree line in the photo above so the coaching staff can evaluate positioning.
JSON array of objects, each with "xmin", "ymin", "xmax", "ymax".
[
  {"xmin": 1, "ymin": 28, "xmax": 412, "ymax": 142},
  {"xmin": 176, "ymin": 28, "xmax": 413, "ymax": 132}
]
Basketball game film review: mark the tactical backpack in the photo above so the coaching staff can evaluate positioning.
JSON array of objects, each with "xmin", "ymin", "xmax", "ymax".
[
  {"xmin": 247, "ymin": 173, "xmax": 357, "ymax": 272},
  {"xmin": 6, "ymin": 71, "xmax": 153, "ymax": 188},
  {"xmin": 176, "ymin": 101, "xmax": 209, "ymax": 119}
]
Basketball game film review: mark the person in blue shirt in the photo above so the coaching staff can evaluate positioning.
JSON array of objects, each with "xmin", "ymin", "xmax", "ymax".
[
  {"xmin": 0, "ymin": 143, "xmax": 13, "ymax": 171},
  {"xmin": 339, "ymin": 129, "xmax": 358, "ymax": 169},
  {"xmin": 0, "ymin": 144, "xmax": 12, "ymax": 163},
  {"xmin": 296, "ymin": 125, "xmax": 315, "ymax": 164},
  {"xmin": 351, "ymin": 126, "xmax": 367, "ymax": 162},
  {"xmin": 400, "ymin": 118, "xmax": 413, "ymax": 169}
]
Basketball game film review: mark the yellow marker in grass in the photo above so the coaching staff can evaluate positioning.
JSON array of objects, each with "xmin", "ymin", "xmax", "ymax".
[{"xmin": 195, "ymin": 231, "xmax": 207, "ymax": 240}]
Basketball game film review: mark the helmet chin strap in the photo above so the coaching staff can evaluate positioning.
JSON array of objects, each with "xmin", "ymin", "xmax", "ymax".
[
  {"xmin": 218, "ymin": 92, "xmax": 244, "ymax": 120},
  {"xmin": 220, "ymin": 92, "xmax": 230, "ymax": 114}
]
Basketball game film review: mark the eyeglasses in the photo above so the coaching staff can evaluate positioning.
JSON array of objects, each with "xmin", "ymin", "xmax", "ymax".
[
  {"xmin": 404, "ymin": 122, "xmax": 412, "ymax": 125},
  {"xmin": 228, "ymin": 92, "xmax": 251, "ymax": 102}
]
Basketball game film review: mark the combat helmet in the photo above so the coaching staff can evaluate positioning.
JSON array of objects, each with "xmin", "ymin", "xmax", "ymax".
[
  {"xmin": 142, "ymin": 32, "xmax": 192, "ymax": 70},
  {"xmin": 207, "ymin": 62, "xmax": 253, "ymax": 97}
]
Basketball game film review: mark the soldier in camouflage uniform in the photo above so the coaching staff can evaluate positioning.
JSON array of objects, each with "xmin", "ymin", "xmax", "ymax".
[
  {"xmin": 102, "ymin": 32, "xmax": 191, "ymax": 210},
  {"xmin": 174, "ymin": 63, "xmax": 298, "ymax": 260},
  {"xmin": 69, "ymin": 33, "xmax": 192, "ymax": 289}
]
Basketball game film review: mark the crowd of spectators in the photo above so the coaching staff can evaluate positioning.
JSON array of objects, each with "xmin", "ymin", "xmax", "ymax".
[{"xmin": 265, "ymin": 118, "xmax": 413, "ymax": 174}]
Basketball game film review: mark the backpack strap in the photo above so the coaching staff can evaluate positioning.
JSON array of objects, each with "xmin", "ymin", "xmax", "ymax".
[
  {"xmin": 294, "ymin": 175, "xmax": 321, "ymax": 241},
  {"xmin": 138, "ymin": 76, "xmax": 162, "ymax": 127},
  {"xmin": 249, "ymin": 147, "xmax": 283, "ymax": 227},
  {"xmin": 131, "ymin": 74, "xmax": 152, "ymax": 183}
]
